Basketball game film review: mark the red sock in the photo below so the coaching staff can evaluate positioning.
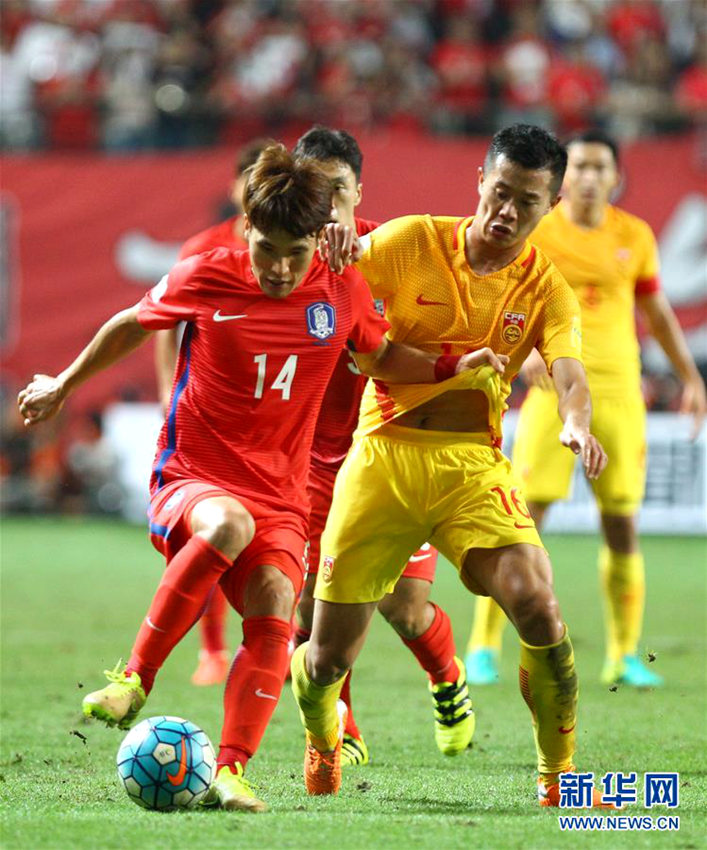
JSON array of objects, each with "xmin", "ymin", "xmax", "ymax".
[
  {"xmin": 340, "ymin": 670, "xmax": 361, "ymax": 739},
  {"xmin": 199, "ymin": 586, "xmax": 229, "ymax": 653},
  {"xmin": 126, "ymin": 536, "xmax": 232, "ymax": 694},
  {"xmin": 217, "ymin": 615, "xmax": 291, "ymax": 772},
  {"xmin": 401, "ymin": 603, "xmax": 459, "ymax": 685}
]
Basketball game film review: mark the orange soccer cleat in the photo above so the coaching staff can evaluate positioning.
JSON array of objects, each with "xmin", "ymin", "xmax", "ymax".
[
  {"xmin": 191, "ymin": 650, "xmax": 230, "ymax": 687},
  {"xmin": 538, "ymin": 769, "xmax": 616, "ymax": 809},
  {"xmin": 303, "ymin": 700, "xmax": 347, "ymax": 795}
]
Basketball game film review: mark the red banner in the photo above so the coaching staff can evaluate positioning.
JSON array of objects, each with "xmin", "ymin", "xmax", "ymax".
[{"xmin": 2, "ymin": 131, "xmax": 705, "ymax": 418}]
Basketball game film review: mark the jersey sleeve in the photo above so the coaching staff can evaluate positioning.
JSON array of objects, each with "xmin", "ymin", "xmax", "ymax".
[
  {"xmin": 344, "ymin": 269, "xmax": 391, "ymax": 353},
  {"xmin": 355, "ymin": 215, "xmax": 425, "ymax": 298},
  {"xmin": 634, "ymin": 221, "xmax": 661, "ymax": 297},
  {"xmin": 136, "ymin": 254, "xmax": 203, "ymax": 329},
  {"xmin": 536, "ymin": 275, "xmax": 583, "ymax": 371}
]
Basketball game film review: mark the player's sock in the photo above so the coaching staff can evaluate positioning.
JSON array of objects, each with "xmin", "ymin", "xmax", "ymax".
[
  {"xmin": 599, "ymin": 546, "xmax": 645, "ymax": 662},
  {"xmin": 401, "ymin": 603, "xmax": 459, "ymax": 684},
  {"xmin": 519, "ymin": 626, "xmax": 577, "ymax": 775},
  {"xmin": 339, "ymin": 670, "xmax": 362, "ymax": 738},
  {"xmin": 199, "ymin": 586, "xmax": 229, "ymax": 653},
  {"xmin": 467, "ymin": 595, "xmax": 507, "ymax": 654},
  {"xmin": 291, "ymin": 643, "xmax": 346, "ymax": 751},
  {"xmin": 217, "ymin": 615, "xmax": 291, "ymax": 772},
  {"xmin": 126, "ymin": 536, "xmax": 233, "ymax": 694}
]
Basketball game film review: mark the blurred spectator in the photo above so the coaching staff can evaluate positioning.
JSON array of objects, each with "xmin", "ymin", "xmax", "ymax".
[{"xmin": 64, "ymin": 410, "xmax": 123, "ymax": 514}]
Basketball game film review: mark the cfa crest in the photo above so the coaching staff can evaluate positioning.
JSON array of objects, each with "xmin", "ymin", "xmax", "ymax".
[
  {"xmin": 306, "ymin": 302, "xmax": 336, "ymax": 341},
  {"xmin": 502, "ymin": 311, "xmax": 526, "ymax": 344},
  {"xmin": 321, "ymin": 555, "xmax": 335, "ymax": 583}
]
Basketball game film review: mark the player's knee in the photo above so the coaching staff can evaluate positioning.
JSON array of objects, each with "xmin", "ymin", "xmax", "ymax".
[
  {"xmin": 198, "ymin": 504, "xmax": 255, "ymax": 560},
  {"xmin": 511, "ymin": 586, "xmax": 563, "ymax": 646},
  {"xmin": 245, "ymin": 566, "xmax": 296, "ymax": 619},
  {"xmin": 306, "ymin": 642, "xmax": 351, "ymax": 685},
  {"xmin": 378, "ymin": 596, "xmax": 425, "ymax": 640}
]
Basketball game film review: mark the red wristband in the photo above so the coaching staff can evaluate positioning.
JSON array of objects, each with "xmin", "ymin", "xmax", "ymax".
[{"xmin": 434, "ymin": 354, "xmax": 461, "ymax": 382}]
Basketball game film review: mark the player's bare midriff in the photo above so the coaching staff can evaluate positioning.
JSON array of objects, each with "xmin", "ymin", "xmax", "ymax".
[{"xmin": 395, "ymin": 388, "xmax": 491, "ymax": 432}]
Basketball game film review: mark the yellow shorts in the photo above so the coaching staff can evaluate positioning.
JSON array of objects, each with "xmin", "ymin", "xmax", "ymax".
[
  {"xmin": 315, "ymin": 423, "xmax": 543, "ymax": 604},
  {"xmin": 512, "ymin": 386, "xmax": 646, "ymax": 515}
]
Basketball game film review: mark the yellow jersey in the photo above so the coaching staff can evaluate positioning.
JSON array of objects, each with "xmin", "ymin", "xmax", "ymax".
[
  {"xmin": 355, "ymin": 214, "xmax": 582, "ymax": 443},
  {"xmin": 531, "ymin": 203, "xmax": 660, "ymax": 397}
]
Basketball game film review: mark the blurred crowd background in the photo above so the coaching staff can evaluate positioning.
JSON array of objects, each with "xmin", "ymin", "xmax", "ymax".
[{"xmin": 2, "ymin": 0, "xmax": 706, "ymax": 152}]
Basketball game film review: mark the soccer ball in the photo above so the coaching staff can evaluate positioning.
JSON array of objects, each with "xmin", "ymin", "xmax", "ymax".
[{"xmin": 116, "ymin": 716, "xmax": 216, "ymax": 811}]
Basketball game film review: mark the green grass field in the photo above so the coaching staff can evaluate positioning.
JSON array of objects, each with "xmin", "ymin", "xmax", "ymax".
[{"xmin": 1, "ymin": 517, "xmax": 705, "ymax": 849}]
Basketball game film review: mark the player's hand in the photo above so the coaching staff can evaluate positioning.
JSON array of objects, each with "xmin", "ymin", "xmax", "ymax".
[
  {"xmin": 559, "ymin": 425, "xmax": 607, "ymax": 480},
  {"xmin": 457, "ymin": 348, "xmax": 509, "ymax": 375},
  {"xmin": 319, "ymin": 223, "xmax": 361, "ymax": 274},
  {"xmin": 17, "ymin": 374, "xmax": 66, "ymax": 426},
  {"xmin": 520, "ymin": 348, "xmax": 552, "ymax": 390},
  {"xmin": 679, "ymin": 374, "xmax": 707, "ymax": 440}
]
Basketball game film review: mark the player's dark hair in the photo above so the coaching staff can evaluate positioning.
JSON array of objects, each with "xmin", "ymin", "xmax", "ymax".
[
  {"xmin": 293, "ymin": 126, "xmax": 363, "ymax": 180},
  {"xmin": 566, "ymin": 129, "xmax": 620, "ymax": 166},
  {"xmin": 484, "ymin": 124, "xmax": 567, "ymax": 196},
  {"xmin": 243, "ymin": 143, "xmax": 333, "ymax": 238},
  {"xmin": 235, "ymin": 138, "xmax": 272, "ymax": 176}
]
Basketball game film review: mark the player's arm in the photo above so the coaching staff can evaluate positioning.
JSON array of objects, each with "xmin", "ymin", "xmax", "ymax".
[
  {"xmin": 636, "ymin": 291, "xmax": 706, "ymax": 437},
  {"xmin": 18, "ymin": 305, "xmax": 151, "ymax": 426},
  {"xmin": 353, "ymin": 338, "xmax": 509, "ymax": 384},
  {"xmin": 319, "ymin": 223, "xmax": 362, "ymax": 274},
  {"xmin": 154, "ymin": 327, "xmax": 180, "ymax": 414},
  {"xmin": 551, "ymin": 357, "xmax": 606, "ymax": 479},
  {"xmin": 519, "ymin": 347, "xmax": 553, "ymax": 390}
]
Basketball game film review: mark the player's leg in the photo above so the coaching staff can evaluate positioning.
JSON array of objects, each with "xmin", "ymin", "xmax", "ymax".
[
  {"xmin": 83, "ymin": 482, "xmax": 254, "ymax": 727},
  {"xmin": 461, "ymin": 543, "xmax": 609, "ymax": 807},
  {"xmin": 465, "ymin": 387, "xmax": 572, "ymax": 684},
  {"xmin": 191, "ymin": 586, "xmax": 230, "ymax": 686},
  {"xmin": 591, "ymin": 394, "xmax": 660, "ymax": 686},
  {"xmin": 378, "ymin": 556, "xmax": 474, "ymax": 756}
]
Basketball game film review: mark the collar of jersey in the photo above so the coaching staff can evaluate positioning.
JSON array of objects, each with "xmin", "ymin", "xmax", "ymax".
[{"xmin": 454, "ymin": 216, "xmax": 534, "ymax": 274}]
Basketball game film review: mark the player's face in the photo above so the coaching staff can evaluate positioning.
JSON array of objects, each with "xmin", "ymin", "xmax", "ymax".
[
  {"xmin": 564, "ymin": 142, "xmax": 619, "ymax": 208},
  {"xmin": 315, "ymin": 159, "xmax": 362, "ymax": 229},
  {"xmin": 476, "ymin": 154, "xmax": 558, "ymax": 248},
  {"xmin": 245, "ymin": 223, "xmax": 318, "ymax": 299}
]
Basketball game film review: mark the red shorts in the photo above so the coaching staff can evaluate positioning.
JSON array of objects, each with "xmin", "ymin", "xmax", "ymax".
[
  {"xmin": 306, "ymin": 463, "xmax": 438, "ymax": 583},
  {"xmin": 149, "ymin": 478, "xmax": 308, "ymax": 615}
]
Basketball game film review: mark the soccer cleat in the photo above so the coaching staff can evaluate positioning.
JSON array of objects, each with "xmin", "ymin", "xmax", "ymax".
[
  {"xmin": 191, "ymin": 649, "xmax": 230, "ymax": 687},
  {"xmin": 465, "ymin": 648, "xmax": 500, "ymax": 685},
  {"xmin": 82, "ymin": 661, "xmax": 146, "ymax": 729},
  {"xmin": 341, "ymin": 733, "xmax": 369, "ymax": 767},
  {"xmin": 538, "ymin": 768, "xmax": 616, "ymax": 809},
  {"xmin": 303, "ymin": 700, "xmax": 346, "ymax": 795},
  {"xmin": 200, "ymin": 764, "xmax": 267, "ymax": 812},
  {"xmin": 601, "ymin": 654, "xmax": 664, "ymax": 688},
  {"xmin": 429, "ymin": 656, "xmax": 475, "ymax": 756}
]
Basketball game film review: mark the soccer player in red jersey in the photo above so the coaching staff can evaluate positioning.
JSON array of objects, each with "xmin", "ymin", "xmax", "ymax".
[
  {"xmin": 19, "ymin": 145, "xmax": 507, "ymax": 811},
  {"xmin": 154, "ymin": 138, "xmax": 269, "ymax": 689},
  {"xmin": 292, "ymin": 127, "xmax": 473, "ymax": 766}
]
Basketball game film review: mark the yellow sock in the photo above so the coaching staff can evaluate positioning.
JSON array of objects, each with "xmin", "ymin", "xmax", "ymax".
[
  {"xmin": 290, "ymin": 643, "xmax": 345, "ymax": 751},
  {"xmin": 599, "ymin": 546, "xmax": 645, "ymax": 662},
  {"xmin": 467, "ymin": 595, "xmax": 507, "ymax": 652},
  {"xmin": 519, "ymin": 626, "xmax": 577, "ymax": 776}
]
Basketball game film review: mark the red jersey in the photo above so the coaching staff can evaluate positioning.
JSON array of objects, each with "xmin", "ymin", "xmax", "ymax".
[
  {"xmin": 178, "ymin": 215, "xmax": 246, "ymax": 260},
  {"xmin": 137, "ymin": 247, "xmax": 389, "ymax": 521},
  {"xmin": 310, "ymin": 217, "xmax": 380, "ymax": 469}
]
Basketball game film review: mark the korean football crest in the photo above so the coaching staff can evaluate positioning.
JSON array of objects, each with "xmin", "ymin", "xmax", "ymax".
[
  {"xmin": 502, "ymin": 311, "xmax": 526, "ymax": 344},
  {"xmin": 306, "ymin": 302, "xmax": 336, "ymax": 341}
]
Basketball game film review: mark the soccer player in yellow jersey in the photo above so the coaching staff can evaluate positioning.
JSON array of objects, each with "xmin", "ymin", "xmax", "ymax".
[
  {"xmin": 465, "ymin": 130, "xmax": 707, "ymax": 690},
  {"xmin": 290, "ymin": 124, "xmax": 613, "ymax": 808}
]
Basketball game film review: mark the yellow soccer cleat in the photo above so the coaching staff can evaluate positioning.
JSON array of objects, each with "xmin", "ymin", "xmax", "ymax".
[
  {"xmin": 82, "ymin": 661, "xmax": 146, "ymax": 730},
  {"xmin": 201, "ymin": 764, "xmax": 267, "ymax": 812},
  {"xmin": 341, "ymin": 733, "xmax": 369, "ymax": 767},
  {"xmin": 429, "ymin": 656, "xmax": 475, "ymax": 756}
]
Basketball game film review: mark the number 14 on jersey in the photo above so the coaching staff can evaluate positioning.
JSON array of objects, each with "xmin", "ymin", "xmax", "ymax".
[{"xmin": 253, "ymin": 354, "xmax": 299, "ymax": 400}]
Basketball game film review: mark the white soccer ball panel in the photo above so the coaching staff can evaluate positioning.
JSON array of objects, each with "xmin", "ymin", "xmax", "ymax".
[{"xmin": 153, "ymin": 743, "xmax": 177, "ymax": 765}]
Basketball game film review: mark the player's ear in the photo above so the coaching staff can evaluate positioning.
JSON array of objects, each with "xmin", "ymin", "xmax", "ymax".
[
  {"xmin": 243, "ymin": 215, "xmax": 251, "ymax": 238},
  {"xmin": 477, "ymin": 166, "xmax": 485, "ymax": 195},
  {"xmin": 354, "ymin": 182, "xmax": 363, "ymax": 208},
  {"xmin": 549, "ymin": 192, "xmax": 561, "ymax": 211}
]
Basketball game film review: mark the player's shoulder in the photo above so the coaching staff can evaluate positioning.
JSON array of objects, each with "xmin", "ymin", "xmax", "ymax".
[
  {"xmin": 525, "ymin": 242, "xmax": 575, "ymax": 299},
  {"xmin": 355, "ymin": 216, "xmax": 380, "ymax": 237},
  {"xmin": 173, "ymin": 246, "xmax": 250, "ymax": 289},
  {"xmin": 606, "ymin": 204, "xmax": 656, "ymax": 245},
  {"xmin": 179, "ymin": 216, "xmax": 242, "ymax": 259}
]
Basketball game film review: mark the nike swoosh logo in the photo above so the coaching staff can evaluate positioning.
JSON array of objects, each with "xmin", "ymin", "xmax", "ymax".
[
  {"xmin": 145, "ymin": 616, "xmax": 167, "ymax": 632},
  {"xmin": 558, "ymin": 724, "xmax": 576, "ymax": 735},
  {"xmin": 255, "ymin": 688, "xmax": 277, "ymax": 700},
  {"xmin": 416, "ymin": 294, "xmax": 447, "ymax": 306},
  {"xmin": 514, "ymin": 522, "xmax": 534, "ymax": 529},
  {"xmin": 213, "ymin": 310, "xmax": 247, "ymax": 322},
  {"xmin": 408, "ymin": 553, "xmax": 431, "ymax": 563},
  {"xmin": 167, "ymin": 736, "xmax": 189, "ymax": 786}
]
